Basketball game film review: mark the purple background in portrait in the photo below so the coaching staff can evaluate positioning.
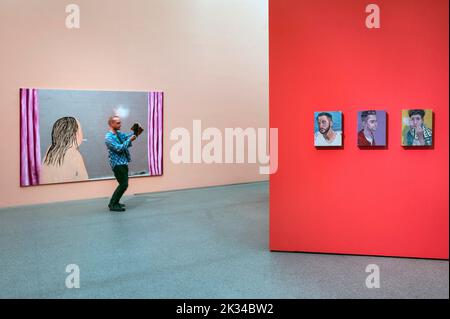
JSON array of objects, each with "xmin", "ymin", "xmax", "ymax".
[{"xmin": 357, "ymin": 110, "xmax": 387, "ymax": 146}]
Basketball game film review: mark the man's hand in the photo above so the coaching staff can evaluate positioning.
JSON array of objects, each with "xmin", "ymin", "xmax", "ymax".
[
  {"xmin": 130, "ymin": 135, "xmax": 137, "ymax": 142},
  {"xmin": 415, "ymin": 126, "xmax": 425, "ymax": 144},
  {"xmin": 415, "ymin": 125, "xmax": 424, "ymax": 137}
]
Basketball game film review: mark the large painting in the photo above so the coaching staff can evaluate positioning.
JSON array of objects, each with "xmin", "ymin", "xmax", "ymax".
[{"xmin": 20, "ymin": 88, "xmax": 163, "ymax": 186}]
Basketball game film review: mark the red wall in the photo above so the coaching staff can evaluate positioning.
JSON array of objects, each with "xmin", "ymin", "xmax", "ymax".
[{"xmin": 269, "ymin": 0, "xmax": 449, "ymax": 259}]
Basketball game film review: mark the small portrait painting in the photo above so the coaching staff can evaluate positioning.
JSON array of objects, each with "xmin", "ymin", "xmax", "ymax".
[
  {"xmin": 402, "ymin": 109, "xmax": 433, "ymax": 146},
  {"xmin": 314, "ymin": 111, "xmax": 343, "ymax": 147},
  {"xmin": 357, "ymin": 110, "xmax": 387, "ymax": 147}
]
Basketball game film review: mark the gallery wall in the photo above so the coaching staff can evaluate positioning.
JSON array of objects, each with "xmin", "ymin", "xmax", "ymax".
[
  {"xmin": 0, "ymin": 0, "xmax": 268, "ymax": 208},
  {"xmin": 269, "ymin": 0, "xmax": 449, "ymax": 259}
]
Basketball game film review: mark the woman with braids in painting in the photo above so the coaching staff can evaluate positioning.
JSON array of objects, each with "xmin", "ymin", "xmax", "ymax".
[{"xmin": 40, "ymin": 116, "xmax": 89, "ymax": 184}]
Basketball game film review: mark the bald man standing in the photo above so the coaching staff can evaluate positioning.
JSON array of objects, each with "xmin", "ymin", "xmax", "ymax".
[{"xmin": 105, "ymin": 116, "xmax": 137, "ymax": 212}]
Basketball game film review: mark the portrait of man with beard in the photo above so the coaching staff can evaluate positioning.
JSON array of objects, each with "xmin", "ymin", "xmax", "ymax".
[{"xmin": 314, "ymin": 111, "xmax": 343, "ymax": 147}]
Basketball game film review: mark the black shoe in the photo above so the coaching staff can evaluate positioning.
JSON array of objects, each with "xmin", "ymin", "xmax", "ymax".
[
  {"xmin": 109, "ymin": 203, "xmax": 126, "ymax": 208},
  {"xmin": 109, "ymin": 204, "xmax": 125, "ymax": 212}
]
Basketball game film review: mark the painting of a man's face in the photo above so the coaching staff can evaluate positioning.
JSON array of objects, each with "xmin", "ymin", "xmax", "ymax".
[
  {"xmin": 314, "ymin": 111, "xmax": 342, "ymax": 147},
  {"xmin": 402, "ymin": 109, "xmax": 433, "ymax": 147},
  {"xmin": 317, "ymin": 115, "xmax": 332, "ymax": 135},
  {"xmin": 357, "ymin": 110, "xmax": 386, "ymax": 147},
  {"xmin": 409, "ymin": 114, "xmax": 423, "ymax": 129},
  {"xmin": 364, "ymin": 114, "xmax": 378, "ymax": 132}
]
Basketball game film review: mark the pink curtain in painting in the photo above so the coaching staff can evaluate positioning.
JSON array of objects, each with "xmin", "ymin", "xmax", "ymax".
[
  {"xmin": 148, "ymin": 92, "xmax": 163, "ymax": 176},
  {"xmin": 20, "ymin": 88, "xmax": 41, "ymax": 186}
]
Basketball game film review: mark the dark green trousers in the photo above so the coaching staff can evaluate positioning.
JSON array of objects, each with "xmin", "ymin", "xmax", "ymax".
[{"xmin": 109, "ymin": 165, "xmax": 129, "ymax": 206}]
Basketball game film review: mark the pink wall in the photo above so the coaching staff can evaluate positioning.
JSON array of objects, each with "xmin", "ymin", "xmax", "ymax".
[
  {"xmin": 0, "ymin": 0, "xmax": 268, "ymax": 208},
  {"xmin": 270, "ymin": 0, "xmax": 449, "ymax": 259}
]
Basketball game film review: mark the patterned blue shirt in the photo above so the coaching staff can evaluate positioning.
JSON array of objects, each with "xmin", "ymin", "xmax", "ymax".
[{"xmin": 105, "ymin": 130, "xmax": 134, "ymax": 169}]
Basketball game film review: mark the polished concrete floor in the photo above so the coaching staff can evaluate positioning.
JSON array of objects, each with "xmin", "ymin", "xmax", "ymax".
[{"xmin": 0, "ymin": 182, "xmax": 448, "ymax": 299}]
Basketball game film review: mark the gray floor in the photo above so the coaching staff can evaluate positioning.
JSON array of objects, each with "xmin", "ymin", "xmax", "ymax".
[{"xmin": 0, "ymin": 182, "xmax": 448, "ymax": 299}]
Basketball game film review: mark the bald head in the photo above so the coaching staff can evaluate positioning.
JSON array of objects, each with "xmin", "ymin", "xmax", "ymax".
[{"xmin": 108, "ymin": 116, "xmax": 121, "ymax": 131}]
